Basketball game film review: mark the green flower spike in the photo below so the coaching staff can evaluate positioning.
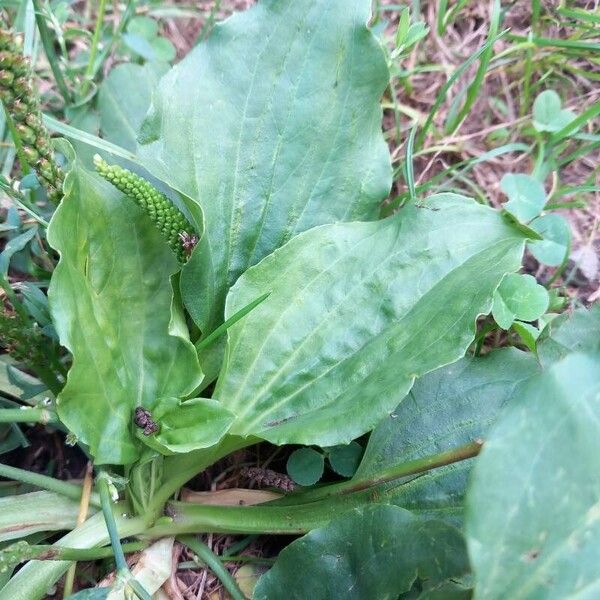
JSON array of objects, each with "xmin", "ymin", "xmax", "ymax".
[
  {"xmin": 0, "ymin": 29, "xmax": 63, "ymax": 202},
  {"xmin": 93, "ymin": 155, "xmax": 197, "ymax": 263}
]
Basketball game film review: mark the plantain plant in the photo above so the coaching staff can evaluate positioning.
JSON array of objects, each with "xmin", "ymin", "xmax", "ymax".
[{"xmin": 0, "ymin": 1, "xmax": 598, "ymax": 599}]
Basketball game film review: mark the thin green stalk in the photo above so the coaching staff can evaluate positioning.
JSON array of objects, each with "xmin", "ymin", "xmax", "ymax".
[
  {"xmin": 545, "ymin": 239, "xmax": 572, "ymax": 287},
  {"xmin": 0, "ymin": 462, "xmax": 100, "ymax": 506},
  {"xmin": 531, "ymin": 0, "xmax": 541, "ymax": 34},
  {"xmin": 5, "ymin": 541, "xmax": 147, "ymax": 564},
  {"xmin": 196, "ymin": 0, "xmax": 222, "ymax": 44},
  {"xmin": 444, "ymin": 0, "xmax": 500, "ymax": 134},
  {"xmin": 404, "ymin": 125, "xmax": 417, "ymax": 202},
  {"xmin": 43, "ymin": 113, "xmax": 137, "ymax": 160},
  {"xmin": 0, "ymin": 407, "xmax": 56, "ymax": 423},
  {"xmin": 336, "ymin": 439, "xmax": 483, "ymax": 495},
  {"xmin": 0, "ymin": 182, "xmax": 50, "ymax": 226},
  {"xmin": 521, "ymin": 33, "xmax": 534, "ymax": 117},
  {"xmin": 549, "ymin": 100, "xmax": 600, "ymax": 145},
  {"xmin": 178, "ymin": 536, "xmax": 247, "ymax": 600},
  {"xmin": 291, "ymin": 439, "xmax": 484, "ymax": 504},
  {"xmin": 80, "ymin": 0, "xmax": 107, "ymax": 97},
  {"xmin": 92, "ymin": 0, "xmax": 137, "ymax": 81},
  {"xmin": 31, "ymin": 0, "xmax": 71, "ymax": 104},
  {"xmin": 195, "ymin": 293, "xmax": 270, "ymax": 352},
  {"xmin": 415, "ymin": 30, "xmax": 506, "ymax": 149},
  {"xmin": 97, "ymin": 471, "xmax": 152, "ymax": 600}
]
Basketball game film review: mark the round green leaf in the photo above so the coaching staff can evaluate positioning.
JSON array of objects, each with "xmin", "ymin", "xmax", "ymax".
[
  {"xmin": 287, "ymin": 448, "xmax": 324, "ymax": 487},
  {"xmin": 500, "ymin": 173, "xmax": 546, "ymax": 223},
  {"xmin": 492, "ymin": 273, "xmax": 549, "ymax": 330},
  {"xmin": 327, "ymin": 442, "xmax": 363, "ymax": 477},
  {"xmin": 533, "ymin": 90, "xmax": 576, "ymax": 134},
  {"xmin": 127, "ymin": 16, "xmax": 159, "ymax": 40},
  {"xmin": 528, "ymin": 213, "xmax": 570, "ymax": 266},
  {"xmin": 151, "ymin": 37, "xmax": 176, "ymax": 63},
  {"xmin": 466, "ymin": 352, "xmax": 600, "ymax": 599},
  {"xmin": 254, "ymin": 505, "xmax": 469, "ymax": 600}
]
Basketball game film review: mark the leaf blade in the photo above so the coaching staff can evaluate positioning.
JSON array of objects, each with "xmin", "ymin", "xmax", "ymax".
[
  {"xmin": 216, "ymin": 195, "xmax": 529, "ymax": 447},
  {"xmin": 138, "ymin": 0, "xmax": 392, "ymax": 332},
  {"xmin": 466, "ymin": 352, "xmax": 600, "ymax": 599},
  {"xmin": 48, "ymin": 159, "xmax": 202, "ymax": 464}
]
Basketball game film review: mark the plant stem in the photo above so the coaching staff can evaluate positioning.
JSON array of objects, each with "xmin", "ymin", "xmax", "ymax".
[
  {"xmin": 31, "ymin": 0, "xmax": 71, "ymax": 104},
  {"xmin": 178, "ymin": 536, "xmax": 247, "ymax": 600},
  {"xmin": 10, "ymin": 541, "xmax": 147, "ymax": 563},
  {"xmin": 151, "ymin": 485, "xmax": 391, "ymax": 537},
  {"xmin": 0, "ymin": 407, "xmax": 56, "ymax": 424},
  {"xmin": 149, "ymin": 441, "xmax": 483, "ymax": 537},
  {"xmin": 0, "ymin": 462, "xmax": 100, "ymax": 507},
  {"xmin": 147, "ymin": 436, "xmax": 253, "ymax": 516},
  {"xmin": 195, "ymin": 293, "xmax": 269, "ymax": 352},
  {"xmin": 80, "ymin": 0, "xmax": 107, "ymax": 97},
  {"xmin": 295, "ymin": 439, "xmax": 484, "ymax": 503},
  {"xmin": 97, "ymin": 470, "xmax": 152, "ymax": 600}
]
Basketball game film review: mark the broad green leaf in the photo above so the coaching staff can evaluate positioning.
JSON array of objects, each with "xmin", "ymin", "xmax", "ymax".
[
  {"xmin": 528, "ymin": 213, "xmax": 570, "ymax": 267},
  {"xmin": 138, "ymin": 0, "xmax": 392, "ymax": 333},
  {"xmin": 355, "ymin": 348, "xmax": 539, "ymax": 526},
  {"xmin": 128, "ymin": 16, "xmax": 159, "ymax": 39},
  {"xmin": 0, "ymin": 227, "xmax": 36, "ymax": 276},
  {"xmin": 327, "ymin": 442, "xmax": 363, "ymax": 478},
  {"xmin": 216, "ymin": 195, "xmax": 528, "ymax": 447},
  {"xmin": 0, "ymin": 491, "xmax": 89, "ymax": 542},
  {"xmin": 136, "ymin": 398, "xmax": 234, "ymax": 455},
  {"xmin": 47, "ymin": 158, "xmax": 203, "ymax": 465},
  {"xmin": 537, "ymin": 305, "xmax": 600, "ymax": 367},
  {"xmin": 466, "ymin": 352, "xmax": 600, "ymax": 599},
  {"xmin": 500, "ymin": 174, "xmax": 546, "ymax": 223},
  {"xmin": 492, "ymin": 273, "xmax": 549, "ymax": 330},
  {"xmin": 0, "ymin": 357, "xmax": 47, "ymax": 403},
  {"xmin": 253, "ymin": 505, "xmax": 469, "ymax": 600},
  {"xmin": 533, "ymin": 90, "xmax": 577, "ymax": 134},
  {"xmin": 287, "ymin": 448, "xmax": 324, "ymax": 486},
  {"xmin": 98, "ymin": 62, "xmax": 169, "ymax": 152}
]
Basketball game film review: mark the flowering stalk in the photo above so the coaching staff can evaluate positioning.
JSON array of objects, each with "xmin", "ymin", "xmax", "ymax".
[
  {"xmin": 0, "ymin": 29, "xmax": 63, "ymax": 202},
  {"xmin": 94, "ymin": 155, "xmax": 197, "ymax": 263}
]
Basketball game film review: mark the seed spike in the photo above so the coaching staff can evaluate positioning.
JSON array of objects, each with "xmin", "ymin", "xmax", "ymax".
[{"xmin": 93, "ymin": 155, "xmax": 196, "ymax": 263}]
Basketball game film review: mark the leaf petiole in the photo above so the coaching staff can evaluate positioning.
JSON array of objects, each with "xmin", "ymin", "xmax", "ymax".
[{"xmin": 97, "ymin": 470, "xmax": 152, "ymax": 600}]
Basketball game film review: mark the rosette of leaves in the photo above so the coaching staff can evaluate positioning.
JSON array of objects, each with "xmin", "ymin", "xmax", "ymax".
[{"xmin": 0, "ymin": 29, "xmax": 63, "ymax": 202}]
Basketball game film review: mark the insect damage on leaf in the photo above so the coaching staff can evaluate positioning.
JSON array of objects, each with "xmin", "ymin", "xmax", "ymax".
[
  {"xmin": 133, "ymin": 406, "xmax": 159, "ymax": 436},
  {"xmin": 93, "ymin": 155, "xmax": 196, "ymax": 263}
]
